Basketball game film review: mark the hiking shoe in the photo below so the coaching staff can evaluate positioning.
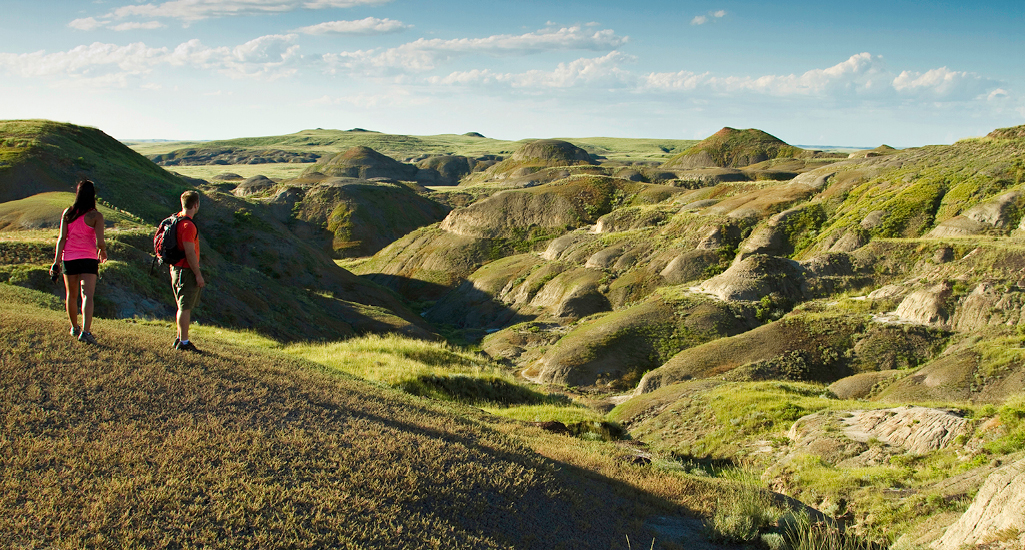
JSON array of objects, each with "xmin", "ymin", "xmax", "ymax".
[
  {"xmin": 78, "ymin": 332, "xmax": 97, "ymax": 345},
  {"xmin": 175, "ymin": 341, "xmax": 200, "ymax": 353},
  {"xmin": 70, "ymin": 326, "xmax": 81, "ymax": 338}
]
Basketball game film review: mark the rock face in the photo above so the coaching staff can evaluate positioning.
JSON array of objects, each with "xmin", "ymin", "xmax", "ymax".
[
  {"xmin": 933, "ymin": 458, "xmax": 1025, "ymax": 550},
  {"xmin": 838, "ymin": 406, "xmax": 972, "ymax": 455},
  {"xmin": 895, "ymin": 283, "xmax": 953, "ymax": 327},
  {"xmin": 699, "ymin": 254, "xmax": 808, "ymax": 302}
]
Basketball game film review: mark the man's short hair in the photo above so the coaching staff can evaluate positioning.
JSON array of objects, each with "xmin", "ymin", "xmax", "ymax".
[{"xmin": 181, "ymin": 190, "xmax": 200, "ymax": 210}]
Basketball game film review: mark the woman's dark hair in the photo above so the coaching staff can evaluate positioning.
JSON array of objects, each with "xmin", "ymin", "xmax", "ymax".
[{"xmin": 64, "ymin": 179, "xmax": 96, "ymax": 223}]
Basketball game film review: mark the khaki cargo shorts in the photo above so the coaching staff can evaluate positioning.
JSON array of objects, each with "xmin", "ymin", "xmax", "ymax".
[{"xmin": 171, "ymin": 266, "xmax": 203, "ymax": 311}]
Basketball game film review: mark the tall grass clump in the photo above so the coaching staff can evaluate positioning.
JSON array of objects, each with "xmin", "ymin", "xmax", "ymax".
[
  {"xmin": 777, "ymin": 513, "xmax": 884, "ymax": 550},
  {"xmin": 704, "ymin": 468, "xmax": 785, "ymax": 544}
]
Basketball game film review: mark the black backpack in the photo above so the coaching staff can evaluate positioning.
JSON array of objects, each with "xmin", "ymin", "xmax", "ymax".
[{"xmin": 151, "ymin": 214, "xmax": 191, "ymax": 274}]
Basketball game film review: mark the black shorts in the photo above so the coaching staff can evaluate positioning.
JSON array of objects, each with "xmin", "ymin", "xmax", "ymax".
[{"xmin": 63, "ymin": 259, "xmax": 99, "ymax": 276}]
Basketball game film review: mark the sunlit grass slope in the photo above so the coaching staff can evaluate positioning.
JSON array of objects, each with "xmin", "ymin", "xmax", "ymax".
[
  {"xmin": 126, "ymin": 129, "xmax": 699, "ymax": 167},
  {"xmin": 1, "ymin": 284, "xmax": 717, "ymax": 549},
  {"xmin": 284, "ymin": 334, "xmax": 607, "ymax": 426}
]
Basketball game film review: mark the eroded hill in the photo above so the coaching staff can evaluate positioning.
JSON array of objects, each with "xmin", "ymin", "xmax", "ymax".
[{"xmin": 0, "ymin": 120, "xmax": 431, "ymax": 341}]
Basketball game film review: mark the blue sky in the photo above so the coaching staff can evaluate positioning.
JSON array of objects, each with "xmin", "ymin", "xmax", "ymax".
[{"xmin": 0, "ymin": 0, "xmax": 1021, "ymax": 146}]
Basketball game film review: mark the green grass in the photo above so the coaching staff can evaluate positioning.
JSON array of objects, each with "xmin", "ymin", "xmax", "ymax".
[
  {"xmin": 125, "ymin": 130, "xmax": 698, "ymax": 166},
  {"xmin": 3, "ymin": 284, "xmax": 734, "ymax": 549},
  {"xmin": 164, "ymin": 163, "xmax": 309, "ymax": 182},
  {"xmin": 284, "ymin": 333, "xmax": 494, "ymax": 383},
  {"xmin": 0, "ymin": 191, "xmax": 145, "ymax": 229},
  {"xmin": 0, "ymin": 120, "xmax": 189, "ymax": 223}
]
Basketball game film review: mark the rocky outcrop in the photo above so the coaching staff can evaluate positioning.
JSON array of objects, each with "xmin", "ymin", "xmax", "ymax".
[
  {"xmin": 699, "ymin": 254, "xmax": 808, "ymax": 302},
  {"xmin": 933, "ymin": 457, "xmax": 1025, "ymax": 550},
  {"xmin": 839, "ymin": 406, "xmax": 972, "ymax": 455},
  {"xmin": 927, "ymin": 216, "xmax": 992, "ymax": 237},
  {"xmin": 439, "ymin": 189, "xmax": 583, "ymax": 238},
  {"xmin": 895, "ymin": 283, "xmax": 953, "ymax": 327},
  {"xmin": 951, "ymin": 282, "xmax": 1025, "ymax": 331},
  {"xmin": 232, "ymin": 175, "xmax": 276, "ymax": 197}
]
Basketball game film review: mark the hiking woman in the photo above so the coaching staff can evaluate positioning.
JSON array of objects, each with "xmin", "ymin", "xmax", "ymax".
[{"xmin": 50, "ymin": 179, "xmax": 107, "ymax": 344}]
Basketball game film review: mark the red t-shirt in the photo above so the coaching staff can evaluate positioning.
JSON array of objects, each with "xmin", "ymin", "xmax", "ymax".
[{"xmin": 173, "ymin": 216, "xmax": 199, "ymax": 269}]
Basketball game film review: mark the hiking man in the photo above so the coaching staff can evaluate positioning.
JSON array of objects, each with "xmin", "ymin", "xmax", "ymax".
[{"xmin": 170, "ymin": 190, "xmax": 205, "ymax": 352}]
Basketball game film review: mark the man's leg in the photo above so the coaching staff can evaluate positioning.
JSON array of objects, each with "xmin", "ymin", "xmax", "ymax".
[{"xmin": 176, "ymin": 307, "xmax": 191, "ymax": 342}]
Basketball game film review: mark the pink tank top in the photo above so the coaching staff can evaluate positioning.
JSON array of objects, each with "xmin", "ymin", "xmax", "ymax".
[{"xmin": 63, "ymin": 211, "xmax": 98, "ymax": 261}]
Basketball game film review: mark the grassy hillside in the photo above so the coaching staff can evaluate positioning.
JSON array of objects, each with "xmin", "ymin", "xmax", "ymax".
[
  {"xmin": 128, "ymin": 129, "xmax": 521, "ymax": 161},
  {"xmin": 288, "ymin": 178, "xmax": 451, "ymax": 258},
  {"xmin": 0, "ymin": 120, "xmax": 189, "ymax": 222},
  {"xmin": 0, "ymin": 120, "xmax": 434, "ymax": 341},
  {"xmin": 127, "ymin": 130, "xmax": 698, "ymax": 163},
  {"xmin": 662, "ymin": 128, "xmax": 805, "ymax": 169},
  {"xmin": 0, "ymin": 191, "xmax": 143, "ymax": 230},
  {"xmin": 1, "ymin": 282, "xmax": 793, "ymax": 549}
]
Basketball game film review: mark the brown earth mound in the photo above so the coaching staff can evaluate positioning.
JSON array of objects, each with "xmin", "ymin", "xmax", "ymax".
[
  {"xmin": 662, "ymin": 127, "xmax": 802, "ymax": 169},
  {"xmin": 524, "ymin": 295, "xmax": 752, "ymax": 388},
  {"xmin": 304, "ymin": 146, "xmax": 418, "ymax": 180},
  {"xmin": 512, "ymin": 139, "xmax": 594, "ymax": 163},
  {"xmin": 232, "ymin": 175, "xmax": 275, "ymax": 197},
  {"xmin": 414, "ymin": 155, "xmax": 498, "ymax": 186},
  {"xmin": 290, "ymin": 178, "xmax": 451, "ymax": 258}
]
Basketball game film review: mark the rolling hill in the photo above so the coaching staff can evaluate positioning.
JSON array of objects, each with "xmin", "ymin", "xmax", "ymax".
[
  {"xmin": 4, "ymin": 119, "xmax": 1025, "ymax": 548},
  {"xmin": 0, "ymin": 120, "xmax": 430, "ymax": 341},
  {"xmin": 0, "ymin": 284, "xmax": 743, "ymax": 549}
]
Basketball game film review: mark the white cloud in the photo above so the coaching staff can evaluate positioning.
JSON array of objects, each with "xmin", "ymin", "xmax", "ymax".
[
  {"xmin": 0, "ymin": 42, "xmax": 170, "ymax": 78},
  {"xmin": 294, "ymin": 17, "xmax": 409, "ymax": 35},
  {"xmin": 111, "ymin": 21, "xmax": 167, "ymax": 31},
  {"xmin": 637, "ymin": 53, "xmax": 1005, "ymax": 105},
  {"xmin": 0, "ymin": 35, "xmax": 302, "ymax": 85},
  {"xmin": 431, "ymin": 51, "xmax": 636, "ymax": 89},
  {"xmin": 69, "ymin": 17, "xmax": 107, "ymax": 30},
  {"xmin": 168, "ymin": 34, "xmax": 302, "ymax": 78},
  {"xmin": 323, "ymin": 25, "xmax": 628, "ymax": 74},
  {"xmin": 692, "ymin": 10, "xmax": 726, "ymax": 25},
  {"xmin": 423, "ymin": 51, "xmax": 1007, "ymax": 110},
  {"xmin": 110, "ymin": 0, "xmax": 392, "ymax": 22},
  {"xmin": 892, "ymin": 67, "xmax": 999, "ymax": 101},
  {"xmin": 644, "ymin": 53, "xmax": 893, "ymax": 97}
]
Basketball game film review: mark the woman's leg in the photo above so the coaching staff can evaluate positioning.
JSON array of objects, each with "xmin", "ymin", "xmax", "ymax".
[
  {"xmin": 63, "ymin": 273, "xmax": 81, "ymax": 332},
  {"xmin": 79, "ymin": 273, "xmax": 97, "ymax": 334}
]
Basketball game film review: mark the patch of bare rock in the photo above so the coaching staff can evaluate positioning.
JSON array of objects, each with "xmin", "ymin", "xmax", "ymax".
[{"xmin": 933, "ymin": 457, "xmax": 1025, "ymax": 550}]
